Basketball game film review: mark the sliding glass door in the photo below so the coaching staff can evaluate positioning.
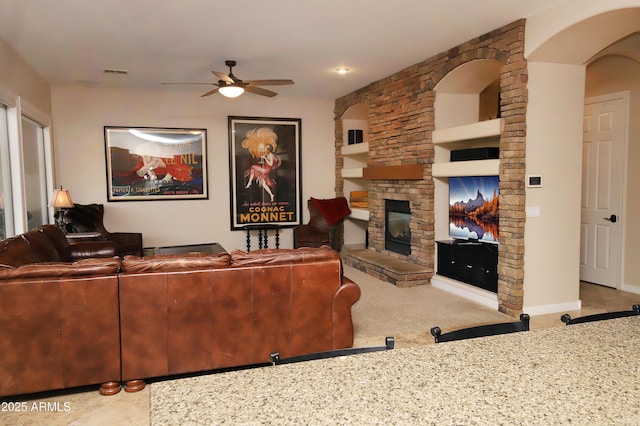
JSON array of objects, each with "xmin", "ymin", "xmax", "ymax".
[
  {"xmin": 0, "ymin": 104, "xmax": 10, "ymax": 239},
  {"xmin": 21, "ymin": 116, "xmax": 48, "ymax": 230},
  {"xmin": 0, "ymin": 99, "xmax": 52, "ymax": 238}
]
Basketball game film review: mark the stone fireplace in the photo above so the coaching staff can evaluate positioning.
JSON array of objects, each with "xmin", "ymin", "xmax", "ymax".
[
  {"xmin": 340, "ymin": 174, "xmax": 433, "ymax": 288},
  {"xmin": 335, "ymin": 20, "xmax": 528, "ymax": 315}
]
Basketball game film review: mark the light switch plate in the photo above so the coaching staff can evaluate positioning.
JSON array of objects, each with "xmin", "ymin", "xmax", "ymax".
[{"xmin": 526, "ymin": 206, "xmax": 541, "ymax": 217}]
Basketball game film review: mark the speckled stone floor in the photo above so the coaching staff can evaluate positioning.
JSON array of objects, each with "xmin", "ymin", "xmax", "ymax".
[
  {"xmin": 150, "ymin": 317, "xmax": 640, "ymax": 425},
  {"xmin": 3, "ymin": 266, "xmax": 638, "ymax": 425}
]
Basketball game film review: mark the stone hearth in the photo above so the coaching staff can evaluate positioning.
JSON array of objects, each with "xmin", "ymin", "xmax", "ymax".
[{"xmin": 342, "ymin": 247, "xmax": 430, "ymax": 288}]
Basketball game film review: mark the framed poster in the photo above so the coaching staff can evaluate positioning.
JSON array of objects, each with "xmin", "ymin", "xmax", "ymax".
[
  {"xmin": 104, "ymin": 126, "xmax": 208, "ymax": 201},
  {"xmin": 228, "ymin": 116, "xmax": 302, "ymax": 230}
]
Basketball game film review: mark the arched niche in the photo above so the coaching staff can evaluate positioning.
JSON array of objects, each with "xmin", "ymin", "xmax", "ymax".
[
  {"xmin": 434, "ymin": 59, "xmax": 503, "ymax": 129},
  {"xmin": 341, "ymin": 103, "xmax": 367, "ymax": 120},
  {"xmin": 340, "ymin": 103, "xmax": 369, "ymax": 145}
]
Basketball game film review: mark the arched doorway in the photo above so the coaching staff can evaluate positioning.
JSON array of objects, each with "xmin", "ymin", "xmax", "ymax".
[
  {"xmin": 523, "ymin": 4, "xmax": 640, "ymax": 314},
  {"xmin": 583, "ymin": 34, "xmax": 640, "ymax": 291}
]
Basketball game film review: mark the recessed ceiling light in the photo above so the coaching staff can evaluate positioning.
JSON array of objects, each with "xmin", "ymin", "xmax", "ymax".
[{"xmin": 335, "ymin": 67, "xmax": 351, "ymax": 74}]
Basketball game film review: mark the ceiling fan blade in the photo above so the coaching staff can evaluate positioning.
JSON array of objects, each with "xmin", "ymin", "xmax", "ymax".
[
  {"xmin": 201, "ymin": 87, "xmax": 220, "ymax": 97},
  {"xmin": 162, "ymin": 82, "xmax": 216, "ymax": 85},
  {"xmin": 212, "ymin": 71, "xmax": 234, "ymax": 84},
  {"xmin": 245, "ymin": 86, "xmax": 278, "ymax": 97},
  {"xmin": 245, "ymin": 79, "xmax": 294, "ymax": 86}
]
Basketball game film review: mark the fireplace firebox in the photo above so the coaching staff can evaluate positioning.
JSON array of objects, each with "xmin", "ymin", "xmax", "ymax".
[{"xmin": 385, "ymin": 199, "xmax": 411, "ymax": 255}]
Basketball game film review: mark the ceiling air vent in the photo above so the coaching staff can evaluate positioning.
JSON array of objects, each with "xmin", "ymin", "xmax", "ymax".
[{"xmin": 103, "ymin": 69, "xmax": 128, "ymax": 75}]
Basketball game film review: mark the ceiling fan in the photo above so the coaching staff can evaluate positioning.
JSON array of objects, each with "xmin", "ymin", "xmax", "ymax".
[{"xmin": 162, "ymin": 60, "xmax": 294, "ymax": 98}]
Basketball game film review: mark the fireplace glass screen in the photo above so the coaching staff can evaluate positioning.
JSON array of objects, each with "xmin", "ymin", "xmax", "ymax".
[{"xmin": 385, "ymin": 200, "xmax": 411, "ymax": 255}]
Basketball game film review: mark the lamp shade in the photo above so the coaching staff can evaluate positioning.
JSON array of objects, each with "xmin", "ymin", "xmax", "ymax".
[
  {"xmin": 50, "ymin": 188, "xmax": 74, "ymax": 208},
  {"xmin": 218, "ymin": 85, "xmax": 245, "ymax": 98}
]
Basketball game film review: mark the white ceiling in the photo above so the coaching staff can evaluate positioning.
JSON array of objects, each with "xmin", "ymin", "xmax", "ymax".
[{"xmin": 0, "ymin": 0, "xmax": 573, "ymax": 100}]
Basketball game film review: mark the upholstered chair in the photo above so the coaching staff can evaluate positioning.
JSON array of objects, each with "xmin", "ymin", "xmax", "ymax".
[
  {"xmin": 293, "ymin": 198, "xmax": 350, "ymax": 251},
  {"xmin": 63, "ymin": 203, "xmax": 143, "ymax": 257}
]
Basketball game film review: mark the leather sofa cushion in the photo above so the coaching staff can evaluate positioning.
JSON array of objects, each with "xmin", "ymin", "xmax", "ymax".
[
  {"xmin": 0, "ymin": 257, "xmax": 121, "ymax": 279},
  {"xmin": 69, "ymin": 241, "xmax": 117, "ymax": 259},
  {"xmin": 122, "ymin": 252, "xmax": 231, "ymax": 273},
  {"xmin": 230, "ymin": 246, "xmax": 337, "ymax": 266}
]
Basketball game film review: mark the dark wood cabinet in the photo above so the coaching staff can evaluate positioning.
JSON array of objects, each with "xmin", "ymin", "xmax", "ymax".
[{"xmin": 437, "ymin": 240, "xmax": 498, "ymax": 293}]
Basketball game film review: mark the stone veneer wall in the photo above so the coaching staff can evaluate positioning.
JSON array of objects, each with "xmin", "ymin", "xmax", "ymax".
[{"xmin": 335, "ymin": 20, "xmax": 527, "ymax": 316}]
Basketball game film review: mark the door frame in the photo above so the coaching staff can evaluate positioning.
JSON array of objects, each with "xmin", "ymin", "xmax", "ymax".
[{"xmin": 582, "ymin": 90, "xmax": 630, "ymax": 290}]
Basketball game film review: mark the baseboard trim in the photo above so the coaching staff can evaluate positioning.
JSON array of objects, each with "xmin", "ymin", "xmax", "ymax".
[
  {"xmin": 621, "ymin": 283, "xmax": 640, "ymax": 295},
  {"xmin": 431, "ymin": 275, "xmax": 499, "ymax": 310},
  {"xmin": 523, "ymin": 300, "xmax": 582, "ymax": 316}
]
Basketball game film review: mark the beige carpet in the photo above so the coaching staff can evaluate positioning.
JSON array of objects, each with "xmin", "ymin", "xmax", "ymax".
[{"xmin": 346, "ymin": 265, "xmax": 511, "ymax": 348}]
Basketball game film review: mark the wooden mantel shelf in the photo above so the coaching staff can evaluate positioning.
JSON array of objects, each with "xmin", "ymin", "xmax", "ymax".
[{"xmin": 362, "ymin": 164, "xmax": 424, "ymax": 180}]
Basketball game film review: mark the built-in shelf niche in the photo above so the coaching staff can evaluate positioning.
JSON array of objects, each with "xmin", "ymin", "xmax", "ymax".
[
  {"xmin": 349, "ymin": 208, "xmax": 369, "ymax": 221},
  {"xmin": 341, "ymin": 142, "xmax": 368, "ymax": 178},
  {"xmin": 340, "ymin": 103, "xmax": 369, "ymax": 247},
  {"xmin": 432, "ymin": 118, "xmax": 503, "ymax": 177},
  {"xmin": 432, "ymin": 118, "xmax": 503, "ymax": 144},
  {"xmin": 433, "ymin": 59, "xmax": 503, "ymax": 283},
  {"xmin": 342, "ymin": 142, "xmax": 369, "ymax": 156},
  {"xmin": 341, "ymin": 167, "xmax": 364, "ymax": 179}
]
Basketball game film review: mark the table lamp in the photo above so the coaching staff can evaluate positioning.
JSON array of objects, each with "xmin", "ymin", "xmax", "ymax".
[{"xmin": 50, "ymin": 187, "xmax": 74, "ymax": 229}]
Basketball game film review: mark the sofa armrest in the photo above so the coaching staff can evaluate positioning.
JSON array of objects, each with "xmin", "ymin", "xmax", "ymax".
[
  {"xmin": 0, "ymin": 275, "xmax": 121, "ymax": 396},
  {"xmin": 69, "ymin": 241, "xmax": 117, "ymax": 259},
  {"xmin": 331, "ymin": 277, "xmax": 362, "ymax": 349}
]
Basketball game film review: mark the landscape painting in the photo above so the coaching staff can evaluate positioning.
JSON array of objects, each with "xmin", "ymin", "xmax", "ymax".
[{"xmin": 449, "ymin": 175, "xmax": 499, "ymax": 243}]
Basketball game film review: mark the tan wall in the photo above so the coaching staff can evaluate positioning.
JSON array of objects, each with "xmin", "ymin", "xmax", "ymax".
[
  {"xmin": 627, "ymin": 92, "xmax": 640, "ymax": 292},
  {"xmin": 523, "ymin": 62, "xmax": 585, "ymax": 310},
  {"xmin": 51, "ymin": 85, "xmax": 335, "ymax": 251},
  {"xmin": 0, "ymin": 38, "xmax": 51, "ymax": 117}
]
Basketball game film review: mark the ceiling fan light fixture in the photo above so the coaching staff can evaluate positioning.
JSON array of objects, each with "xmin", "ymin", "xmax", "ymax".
[
  {"xmin": 219, "ymin": 85, "xmax": 245, "ymax": 98},
  {"xmin": 166, "ymin": 60, "xmax": 293, "ymax": 98}
]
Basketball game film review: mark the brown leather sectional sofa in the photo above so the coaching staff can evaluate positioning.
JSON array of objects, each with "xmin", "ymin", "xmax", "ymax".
[
  {"xmin": 0, "ymin": 225, "xmax": 361, "ymax": 397},
  {"xmin": 0, "ymin": 225, "xmax": 122, "ymax": 397}
]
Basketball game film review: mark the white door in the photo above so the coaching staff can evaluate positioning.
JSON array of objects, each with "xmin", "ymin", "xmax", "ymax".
[{"xmin": 580, "ymin": 93, "xmax": 627, "ymax": 288}]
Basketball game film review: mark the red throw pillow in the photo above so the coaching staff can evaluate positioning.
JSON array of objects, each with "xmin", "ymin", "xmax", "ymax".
[{"xmin": 310, "ymin": 197, "xmax": 351, "ymax": 225}]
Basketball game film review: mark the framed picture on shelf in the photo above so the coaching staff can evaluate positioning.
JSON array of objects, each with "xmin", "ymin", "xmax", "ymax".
[
  {"xmin": 228, "ymin": 116, "xmax": 302, "ymax": 230},
  {"xmin": 104, "ymin": 126, "xmax": 208, "ymax": 201}
]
